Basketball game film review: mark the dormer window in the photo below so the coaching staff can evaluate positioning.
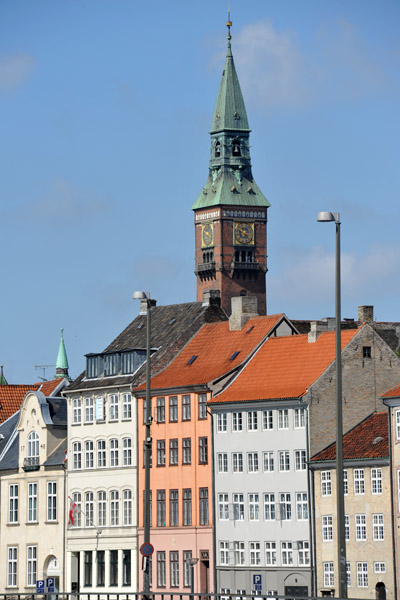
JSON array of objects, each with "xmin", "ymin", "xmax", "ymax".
[
  {"xmin": 215, "ymin": 141, "xmax": 221, "ymax": 157},
  {"xmin": 86, "ymin": 349, "xmax": 150, "ymax": 379},
  {"xmin": 232, "ymin": 139, "xmax": 241, "ymax": 156}
]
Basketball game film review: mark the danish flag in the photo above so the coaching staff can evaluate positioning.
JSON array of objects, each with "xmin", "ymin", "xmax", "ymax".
[{"xmin": 68, "ymin": 498, "xmax": 77, "ymax": 526}]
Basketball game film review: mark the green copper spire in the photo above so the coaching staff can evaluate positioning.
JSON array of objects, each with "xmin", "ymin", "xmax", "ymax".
[
  {"xmin": 0, "ymin": 365, "xmax": 8, "ymax": 385},
  {"xmin": 192, "ymin": 17, "xmax": 270, "ymax": 211},
  {"xmin": 55, "ymin": 328, "xmax": 70, "ymax": 380}
]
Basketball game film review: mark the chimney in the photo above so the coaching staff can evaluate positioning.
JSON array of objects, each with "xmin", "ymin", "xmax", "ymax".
[
  {"xmin": 202, "ymin": 289, "xmax": 221, "ymax": 308},
  {"xmin": 358, "ymin": 305, "xmax": 374, "ymax": 322},
  {"xmin": 308, "ymin": 320, "xmax": 328, "ymax": 343},
  {"xmin": 229, "ymin": 296, "xmax": 258, "ymax": 331},
  {"xmin": 139, "ymin": 298, "xmax": 157, "ymax": 315}
]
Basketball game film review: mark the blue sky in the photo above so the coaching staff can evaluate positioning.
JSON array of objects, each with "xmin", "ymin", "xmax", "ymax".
[{"xmin": 1, "ymin": 0, "xmax": 399, "ymax": 382}]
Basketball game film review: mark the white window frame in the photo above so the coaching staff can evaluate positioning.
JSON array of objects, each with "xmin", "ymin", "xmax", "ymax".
[
  {"xmin": 123, "ymin": 489, "xmax": 132, "ymax": 525},
  {"xmin": 248, "ymin": 493, "xmax": 259, "ymax": 521},
  {"xmin": 84, "ymin": 396, "xmax": 94, "ymax": 423},
  {"xmin": 233, "ymin": 493, "xmax": 244, "ymax": 521},
  {"xmin": 110, "ymin": 438, "xmax": 119, "ymax": 467},
  {"xmin": 357, "ymin": 562, "xmax": 368, "ymax": 588},
  {"xmin": 97, "ymin": 439, "xmax": 106, "ymax": 468},
  {"xmin": 323, "ymin": 562, "xmax": 334, "ymax": 587},
  {"xmin": 321, "ymin": 471, "xmax": 332, "ymax": 496},
  {"xmin": 298, "ymin": 541, "xmax": 310, "ymax": 566},
  {"xmin": 343, "ymin": 469, "xmax": 348, "ymax": 495},
  {"xmin": 234, "ymin": 541, "xmax": 245, "ymax": 565},
  {"xmin": 263, "ymin": 451, "xmax": 274, "ymax": 472},
  {"xmin": 73, "ymin": 398, "xmax": 82, "ymax": 424},
  {"xmin": 123, "ymin": 437, "xmax": 132, "ymax": 466},
  {"xmin": 47, "ymin": 481, "xmax": 57, "ymax": 522},
  {"xmin": 85, "ymin": 440, "xmax": 94, "ymax": 469},
  {"xmin": 296, "ymin": 492, "xmax": 308, "ymax": 520},
  {"xmin": 110, "ymin": 490, "xmax": 119, "ymax": 526},
  {"xmin": 322, "ymin": 515, "xmax": 333, "ymax": 541},
  {"xmin": 263, "ymin": 409, "xmax": 273, "ymax": 430},
  {"xmin": 280, "ymin": 493, "xmax": 291, "ymax": 520},
  {"xmin": 247, "ymin": 411, "xmax": 258, "ymax": 431},
  {"xmin": 73, "ymin": 441, "xmax": 82, "ymax": 470},
  {"xmin": 218, "ymin": 453, "xmax": 228, "ymax": 473},
  {"xmin": 8, "ymin": 546, "xmax": 17, "ymax": 587},
  {"xmin": 281, "ymin": 542, "xmax": 293, "ymax": 566},
  {"xmin": 232, "ymin": 452, "xmax": 243, "ymax": 473},
  {"xmin": 98, "ymin": 490, "xmax": 106, "ymax": 527},
  {"xmin": 354, "ymin": 468, "xmax": 365, "ymax": 494},
  {"xmin": 28, "ymin": 482, "xmax": 37, "ymax": 523},
  {"xmin": 9, "ymin": 484, "xmax": 18, "ymax": 523},
  {"xmin": 265, "ymin": 541, "xmax": 276, "ymax": 565},
  {"xmin": 27, "ymin": 545, "xmax": 37, "ymax": 587},
  {"xmin": 374, "ymin": 562, "xmax": 386, "ymax": 573},
  {"xmin": 345, "ymin": 514, "xmax": 350, "ymax": 540},
  {"xmin": 355, "ymin": 514, "xmax": 367, "ymax": 541},
  {"xmin": 373, "ymin": 513, "xmax": 384, "ymax": 540},
  {"xmin": 279, "ymin": 450, "xmax": 290, "ymax": 471},
  {"xmin": 218, "ymin": 494, "xmax": 229, "ymax": 520},
  {"xmin": 278, "ymin": 408, "xmax": 289, "ymax": 430},
  {"xmin": 109, "ymin": 394, "xmax": 119, "ymax": 421},
  {"xmin": 85, "ymin": 491, "xmax": 94, "ymax": 527},
  {"xmin": 122, "ymin": 392, "xmax": 132, "ymax": 419},
  {"xmin": 294, "ymin": 407, "xmax": 305, "ymax": 428},
  {"xmin": 219, "ymin": 541, "xmax": 229, "ymax": 566},
  {"xmin": 232, "ymin": 412, "xmax": 243, "ymax": 432},
  {"xmin": 249, "ymin": 542, "xmax": 261, "ymax": 566},
  {"xmin": 27, "ymin": 431, "xmax": 39, "ymax": 458},
  {"xmin": 248, "ymin": 452, "xmax": 259, "ymax": 473},
  {"xmin": 217, "ymin": 412, "xmax": 227, "ymax": 432},
  {"xmin": 264, "ymin": 493, "xmax": 275, "ymax": 521},
  {"xmin": 396, "ymin": 409, "xmax": 400, "ymax": 440},
  {"xmin": 371, "ymin": 468, "xmax": 382, "ymax": 494},
  {"xmin": 295, "ymin": 449, "xmax": 306, "ymax": 471}
]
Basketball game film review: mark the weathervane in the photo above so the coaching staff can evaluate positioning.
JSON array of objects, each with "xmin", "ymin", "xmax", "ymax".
[{"xmin": 226, "ymin": 2, "xmax": 232, "ymax": 40}]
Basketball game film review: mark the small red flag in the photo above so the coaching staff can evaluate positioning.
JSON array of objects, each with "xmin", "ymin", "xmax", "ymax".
[{"xmin": 68, "ymin": 498, "xmax": 77, "ymax": 526}]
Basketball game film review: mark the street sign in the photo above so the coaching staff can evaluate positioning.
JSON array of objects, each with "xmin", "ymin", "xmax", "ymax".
[
  {"xmin": 253, "ymin": 574, "xmax": 262, "ymax": 592},
  {"xmin": 140, "ymin": 542, "xmax": 154, "ymax": 557},
  {"xmin": 46, "ymin": 577, "xmax": 55, "ymax": 593},
  {"xmin": 36, "ymin": 580, "xmax": 45, "ymax": 594}
]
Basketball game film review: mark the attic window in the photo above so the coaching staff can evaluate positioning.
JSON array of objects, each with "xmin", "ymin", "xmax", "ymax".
[
  {"xmin": 168, "ymin": 318, "xmax": 176, "ymax": 326},
  {"xmin": 363, "ymin": 346, "xmax": 371, "ymax": 358},
  {"xmin": 230, "ymin": 351, "xmax": 240, "ymax": 360},
  {"xmin": 246, "ymin": 325, "xmax": 254, "ymax": 334},
  {"xmin": 187, "ymin": 355, "xmax": 198, "ymax": 365},
  {"xmin": 137, "ymin": 323, "xmax": 144, "ymax": 330},
  {"xmin": 372, "ymin": 436, "xmax": 383, "ymax": 445}
]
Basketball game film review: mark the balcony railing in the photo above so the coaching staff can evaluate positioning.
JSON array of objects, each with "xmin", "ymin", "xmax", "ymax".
[
  {"xmin": 24, "ymin": 456, "xmax": 40, "ymax": 471},
  {"xmin": 195, "ymin": 262, "xmax": 216, "ymax": 274}
]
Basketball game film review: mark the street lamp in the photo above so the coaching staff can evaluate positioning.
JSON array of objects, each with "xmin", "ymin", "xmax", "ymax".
[
  {"xmin": 317, "ymin": 212, "xmax": 347, "ymax": 598},
  {"xmin": 133, "ymin": 291, "xmax": 154, "ymax": 598},
  {"xmin": 187, "ymin": 557, "xmax": 199, "ymax": 598}
]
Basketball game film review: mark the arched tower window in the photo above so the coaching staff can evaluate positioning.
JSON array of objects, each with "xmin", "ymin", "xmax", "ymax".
[
  {"xmin": 215, "ymin": 141, "xmax": 221, "ymax": 157},
  {"xmin": 28, "ymin": 432, "xmax": 39, "ymax": 458},
  {"xmin": 232, "ymin": 139, "xmax": 241, "ymax": 156}
]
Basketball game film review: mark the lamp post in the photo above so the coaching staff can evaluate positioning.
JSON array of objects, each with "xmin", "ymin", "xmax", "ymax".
[
  {"xmin": 187, "ymin": 557, "xmax": 199, "ymax": 598},
  {"xmin": 133, "ymin": 291, "xmax": 154, "ymax": 598},
  {"xmin": 317, "ymin": 212, "xmax": 347, "ymax": 598}
]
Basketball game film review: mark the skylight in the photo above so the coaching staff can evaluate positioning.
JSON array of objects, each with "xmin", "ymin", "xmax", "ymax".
[
  {"xmin": 246, "ymin": 325, "xmax": 254, "ymax": 334},
  {"xmin": 187, "ymin": 355, "xmax": 198, "ymax": 365},
  {"xmin": 168, "ymin": 318, "xmax": 176, "ymax": 326},
  {"xmin": 230, "ymin": 351, "xmax": 240, "ymax": 360}
]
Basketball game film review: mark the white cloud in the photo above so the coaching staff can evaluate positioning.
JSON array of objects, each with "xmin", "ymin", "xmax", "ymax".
[{"xmin": 0, "ymin": 52, "xmax": 35, "ymax": 90}]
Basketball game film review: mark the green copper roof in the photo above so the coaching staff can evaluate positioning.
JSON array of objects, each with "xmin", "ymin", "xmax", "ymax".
[
  {"xmin": 56, "ymin": 328, "xmax": 69, "ymax": 377},
  {"xmin": 211, "ymin": 40, "xmax": 249, "ymax": 133},
  {"xmin": 193, "ymin": 170, "xmax": 270, "ymax": 210},
  {"xmin": 0, "ymin": 366, "xmax": 8, "ymax": 385}
]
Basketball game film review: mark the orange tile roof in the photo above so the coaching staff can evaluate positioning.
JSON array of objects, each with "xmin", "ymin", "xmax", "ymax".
[
  {"xmin": 135, "ymin": 314, "xmax": 285, "ymax": 391},
  {"xmin": 312, "ymin": 411, "xmax": 388, "ymax": 461},
  {"xmin": 210, "ymin": 328, "xmax": 359, "ymax": 404},
  {"xmin": 0, "ymin": 384, "xmax": 40, "ymax": 423},
  {"xmin": 39, "ymin": 378, "xmax": 64, "ymax": 396},
  {"xmin": 381, "ymin": 383, "xmax": 400, "ymax": 398}
]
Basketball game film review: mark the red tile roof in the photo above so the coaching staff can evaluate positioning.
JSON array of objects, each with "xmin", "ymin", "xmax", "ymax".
[
  {"xmin": 381, "ymin": 383, "xmax": 400, "ymax": 398},
  {"xmin": 210, "ymin": 328, "xmax": 359, "ymax": 404},
  {"xmin": 312, "ymin": 411, "xmax": 389, "ymax": 461},
  {"xmin": 135, "ymin": 314, "xmax": 285, "ymax": 391},
  {"xmin": 39, "ymin": 378, "xmax": 65, "ymax": 396},
  {"xmin": 0, "ymin": 384, "xmax": 40, "ymax": 423}
]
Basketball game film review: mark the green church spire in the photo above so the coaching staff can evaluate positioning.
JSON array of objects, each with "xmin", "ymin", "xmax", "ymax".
[
  {"xmin": 192, "ymin": 16, "xmax": 270, "ymax": 211},
  {"xmin": 55, "ymin": 328, "xmax": 70, "ymax": 380},
  {"xmin": 0, "ymin": 365, "xmax": 8, "ymax": 385}
]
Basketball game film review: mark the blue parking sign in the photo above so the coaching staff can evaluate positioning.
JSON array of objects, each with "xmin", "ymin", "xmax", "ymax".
[
  {"xmin": 46, "ymin": 577, "xmax": 55, "ymax": 593},
  {"xmin": 253, "ymin": 574, "xmax": 262, "ymax": 591},
  {"xmin": 36, "ymin": 580, "xmax": 45, "ymax": 593}
]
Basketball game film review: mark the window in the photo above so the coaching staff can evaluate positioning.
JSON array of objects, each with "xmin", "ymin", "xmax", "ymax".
[
  {"xmin": 122, "ymin": 549, "xmax": 131, "ymax": 586},
  {"xmin": 157, "ymin": 490, "xmax": 166, "ymax": 526},
  {"xmin": 295, "ymin": 450, "xmax": 306, "ymax": 471},
  {"xmin": 322, "ymin": 515, "xmax": 333, "ymax": 541},
  {"xmin": 198, "ymin": 394, "xmax": 207, "ymax": 419},
  {"xmin": 97, "ymin": 440, "xmax": 106, "ymax": 468},
  {"xmin": 324, "ymin": 562, "xmax": 334, "ymax": 587},
  {"xmin": 298, "ymin": 541, "xmax": 310, "ymax": 565},
  {"xmin": 220, "ymin": 542, "xmax": 229, "ymax": 565},
  {"xmin": 249, "ymin": 493, "xmax": 259, "ymax": 521},
  {"xmin": 169, "ymin": 439, "xmax": 178, "ymax": 465},
  {"xmin": 110, "ymin": 490, "xmax": 119, "ymax": 526},
  {"xmin": 354, "ymin": 469, "xmax": 365, "ymax": 494},
  {"xmin": 279, "ymin": 451, "xmax": 290, "ymax": 471},
  {"xmin": 321, "ymin": 471, "xmax": 332, "ymax": 496},
  {"xmin": 9, "ymin": 484, "xmax": 18, "ymax": 523},
  {"xmin": 248, "ymin": 452, "xmax": 259, "ymax": 472},
  {"xmin": 217, "ymin": 412, "xmax": 227, "ymax": 432},
  {"xmin": 85, "ymin": 440, "xmax": 94, "ymax": 469},
  {"xmin": 345, "ymin": 514, "xmax": 350, "ymax": 541},
  {"xmin": 263, "ymin": 451, "xmax": 274, "ymax": 472},
  {"xmin": 355, "ymin": 514, "xmax": 367, "ymax": 540},
  {"xmin": 247, "ymin": 411, "xmax": 258, "ymax": 431},
  {"xmin": 85, "ymin": 397, "xmax": 94, "ymax": 423},
  {"xmin": 264, "ymin": 493, "xmax": 275, "ymax": 520},
  {"xmin": 363, "ymin": 345, "xmax": 371, "ymax": 358},
  {"xmin": 8, "ymin": 547, "xmax": 17, "ymax": 587},
  {"xmin": 110, "ymin": 439, "xmax": 119, "ymax": 467},
  {"xmin": 199, "ymin": 437, "xmax": 208, "ymax": 464},
  {"xmin": 157, "ymin": 440, "xmax": 166, "ymax": 466},
  {"xmin": 281, "ymin": 542, "xmax": 293, "ymax": 566},
  {"xmin": 371, "ymin": 468, "xmax": 382, "ymax": 494},
  {"xmin": 233, "ymin": 493, "xmax": 244, "ymax": 520},
  {"xmin": 265, "ymin": 541, "xmax": 276, "ymax": 565},
  {"xmin": 28, "ymin": 482, "xmax": 37, "ymax": 522},
  {"xmin": 183, "ymin": 550, "xmax": 192, "ymax": 587},
  {"xmin": 98, "ymin": 490, "xmax": 106, "ymax": 527},
  {"xmin": 357, "ymin": 562, "xmax": 368, "ymax": 587},
  {"xmin": 294, "ymin": 407, "xmax": 305, "ymax": 428},
  {"xmin": 182, "ymin": 438, "xmax": 191, "ymax": 464},
  {"xmin": 373, "ymin": 513, "xmax": 384, "ymax": 540},
  {"xmin": 123, "ymin": 489, "xmax": 132, "ymax": 525},
  {"xmin": 123, "ymin": 438, "xmax": 132, "ymax": 466},
  {"xmin": 109, "ymin": 394, "xmax": 119, "ymax": 421},
  {"xmin": 84, "ymin": 551, "xmax": 92, "ymax": 586},
  {"xmin": 27, "ymin": 431, "xmax": 39, "ymax": 458},
  {"xmin": 183, "ymin": 489, "xmax": 192, "ymax": 525},
  {"xmin": 296, "ymin": 492, "xmax": 308, "ymax": 520},
  {"xmin": 218, "ymin": 493, "xmax": 229, "ymax": 520},
  {"xmin": 233, "ymin": 452, "xmax": 243, "ymax": 472},
  {"xmin": 396, "ymin": 410, "xmax": 400, "ymax": 440},
  {"xmin": 250, "ymin": 542, "xmax": 261, "ymax": 565},
  {"xmin": 234, "ymin": 542, "xmax": 245, "ymax": 565},
  {"xmin": 122, "ymin": 393, "xmax": 132, "ymax": 419},
  {"xmin": 73, "ymin": 398, "xmax": 82, "ymax": 424},
  {"xmin": 200, "ymin": 488, "xmax": 209, "ymax": 525},
  {"xmin": 73, "ymin": 442, "xmax": 82, "ymax": 470},
  {"xmin": 182, "ymin": 395, "xmax": 191, "ymax": 421},
  {"xmin": 110, "ymin": 550, "xmax": 118, "ymax": 586},
  {"xmin": 263, "ymin": 409, "xmax": 273, "ymax": 430},
  {"xmin": 27, "ymin": 545, "xmax": 37, "ymax": 586},
  {"xmin": 47, "ymin": 481, "xmax": 57, "ymax": 521},
  {"xmin": 156, "ymin": 397, "xmax": 165, "ymax": 423},
  {"xmin": 232, "ymin": 412, "xmax": 243, "ymax": 431},
  {"xmin": 169, "ymin": 396, "xmax": 178, "ymax": 422},
  {"xmin": 280, "ymin": 493, "xmax": 291, "ymax": 520},
  {"xmin": 278, "ymin": 408, "xmax": 289, "ymax": 429},
  {"xmin": 346, "ymin": 562, "xmax": 351, "ymax": 587},
  {"xmin": 170, "ymin": 490, "xmax": 179, "ymax": 526},
  {"xmin": 72, "ymin": 492, "xmax": 81, "ymax": 527},
  {"xmin": 170, "ymin": 551, "xmax": 179, "ymax": 587},
  {"xmin": 218, "ymin": 453, "xmax": 228, "ymax": 473},
  {"xmin": 343, "ymin": 469, "xmax": 348, "ymax": 495},
  {"xmin": 374, "ymin": 562, "xmax": 386, "ymax": 573},
  {"xmin": 157, "ymin": 551, "xmax": 166, "ymax": 587},
  {"xmin": 85, "ymin": 492, "xmax": 94, "ymax": 527}
]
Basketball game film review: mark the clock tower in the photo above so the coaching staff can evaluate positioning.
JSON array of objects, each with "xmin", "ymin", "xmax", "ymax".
[{"xmin": 192, "ymin": 18, "xmax": 270, "ymax": 315}]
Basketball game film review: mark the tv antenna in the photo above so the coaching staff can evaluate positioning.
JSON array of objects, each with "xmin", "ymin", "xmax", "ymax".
[{"xmin": 35, "ymin": 364, "xmax": 56, "ymax": 382}]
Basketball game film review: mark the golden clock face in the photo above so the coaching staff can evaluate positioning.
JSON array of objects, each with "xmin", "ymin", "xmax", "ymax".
[
  {"xmin": 202, "ymin": 223, "xmax": 213, "ymax": 247},
  {"xmin": 234, "ymin": 222, "xmax": 254, "ymax": 245}
]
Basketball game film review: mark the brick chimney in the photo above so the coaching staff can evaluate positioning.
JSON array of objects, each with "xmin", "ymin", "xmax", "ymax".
[
  {"xmin": 202, "ymin": 289, "xmax": 221, "ymax": 308},
  {"xmin": 358, "ymin": 305, "xmax": 374, "ymax": 322},
  {"xmin": 308, "ymin": 321, "xmax": 328, "ymax": 343},
  {"xmin": 229, "ymin": 296, "xmax": 258, "ymax": 331}
]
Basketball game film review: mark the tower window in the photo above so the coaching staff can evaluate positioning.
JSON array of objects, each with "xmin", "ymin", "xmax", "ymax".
[
  {"xmin": 232, "ymin": 139, "xmax": 241, "ymax": 156},
  {"xmin": 215, "ymin": 141, "xmax": 221, "ymax": 157}
]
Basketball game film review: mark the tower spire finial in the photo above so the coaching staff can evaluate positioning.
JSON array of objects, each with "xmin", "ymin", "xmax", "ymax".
[{"xmin": 226, "ymin": 2, "xmax": 232, "ymax": 43}]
